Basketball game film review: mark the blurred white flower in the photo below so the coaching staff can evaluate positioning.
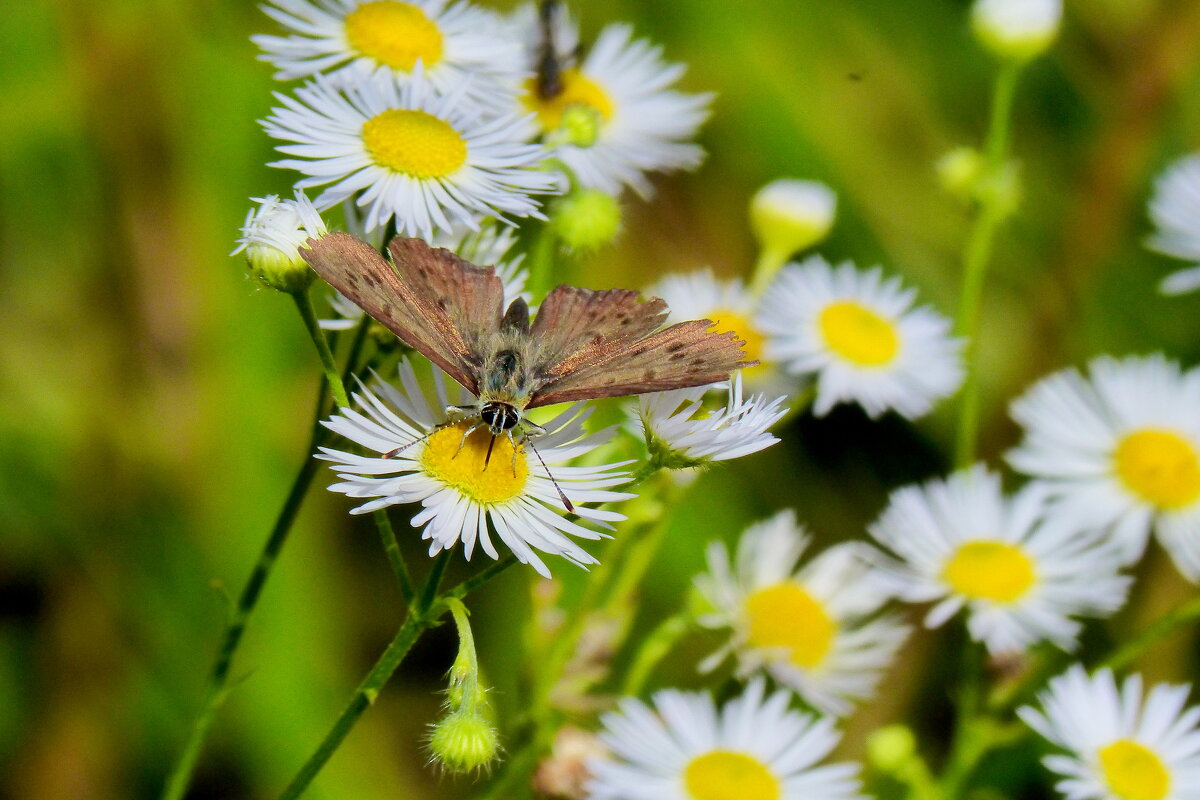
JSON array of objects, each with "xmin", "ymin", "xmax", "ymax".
[
  {"xmin": 1146, "ymin": 154, "xmax": 1200, "ymax": 295},
  {"xmin": 1008, "ymin": 355, "xmax": 1200, "ymax": 579},
  {"xmin": 971, "ymin": 0, "xmax": 1062, "ymax": 62},
  {"xmin": 694, "ymin": 511, "xmax": 908, "ymax": 716},
  {"xmin": 868, "ymin": 466, "xmax": 1131, "ymax": 655},
  {"xmin": 1019, "ymin": 665, "xmax": 1200, "ymax": 800}
]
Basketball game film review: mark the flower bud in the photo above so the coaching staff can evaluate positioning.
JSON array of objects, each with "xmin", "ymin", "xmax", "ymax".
[
  {"xmin": 971, "ymin": 0, "xmax": 1062, "ymax": 62},
  {"xmin": 428, "ymin": 709, "xmax": 500, "ymax": 774},
  {"xmin": 866, "ymin": 724, "xmax": 917, "ymax": 774},
  {"xmin": 749, "ymin": 179, "xmax": 836, "ymax": 293},
  {"xmin": 936, "ymin": 147, "xmax": 985, "ymax": 202},
  {"xmin": 557, "ymin": 104, "xmax": 603, "ymax": 149},
  {"xmin": 549, "ymin": 188, "xmax": 621, "ymax": 252},
  {"xmin": 233, "ymin": 191, "xmax": 326, "ymax": 293}
]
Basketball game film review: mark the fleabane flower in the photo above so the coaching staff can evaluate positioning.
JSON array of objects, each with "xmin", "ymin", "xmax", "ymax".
[
  {"xmin": 1019, "ymin": 665, "xmax": 1200, "ymax": 800},
  {"xmin": 639, "ymin": 374, "xmax": 787, "ymax": 466},
  {"xmin": 1146, "ymin": 154, "xmax": 1200, "ymax": 296},
  {"xmin": 233, "ymin": 190, "xmax": 327, "ymax": 292},
  {"xmin": 759, "ymin": 256, "xmax": 963, "ymax": 420},
  {"xmin": 867, "ymin": 466, "xmax": 1131, "ymax": 655},
  {"xmin": 254, "ymin": 0, "xmax": 522, "ymax": 113},
  {"xmin": 262, "ymin": 69, "xmax": 556, "ymax": 238},
  {"xmin": 750, "ymin": 179, "xmax": 838, "ymax": 283},
  {"xmin": 1007, "ymin": 355, "xmax": 1200, "ymax": 579},
  {"xmin": 318, "ymin": 359, "xmax": 635, "ymax": 577},
  {"xmin": 694, "ymin": 511, "xmax": 908, "ymax": 717},
  {"xmin": 513, "ymin": 8, "xmax": 712, "ymax": 197},
  {"xmin": 586, "ymin": 678, "xmax": 863, "ymax": 800}
]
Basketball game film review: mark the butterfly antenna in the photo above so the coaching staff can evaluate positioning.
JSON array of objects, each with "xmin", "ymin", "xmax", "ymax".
[
  {"xmin": 527, "ymin": 439, "xmax": 574, "ymax": 514},
  {"xmin": 382, "ymin": 428, "xmax": 435, "ymax": 459}
]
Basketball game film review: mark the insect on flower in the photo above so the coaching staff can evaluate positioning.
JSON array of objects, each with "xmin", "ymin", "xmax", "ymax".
[{"xmin": 301, "ymin": 233, "xmax": 755, "ymax": 509}]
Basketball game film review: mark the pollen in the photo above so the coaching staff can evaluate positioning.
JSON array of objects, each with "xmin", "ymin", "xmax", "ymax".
[
  {"xmin": 344, "ymin": 1, "xmax": 444, "ymax": 71},
  {"xmin": 818, "ymin": 301, "xmax": 900, "ymax": 367},
  {"xmin": 523, "ymin": 68, "xmax": 615, "ymax": 134},
  {"xmin": 708, "ymin": 309, "xmax": 766, "ymax": 377},
  {"xmin": 362, "ymin": 109, "xmax": 467, "ymax": 179},
  {"xmin": 1114, "ymin": 428, "xmax": 1200, "ymax": 510},
  {"xmin": 683, "ymin": 750, "xmax": 781, "ymax": 800},
  {"xmin": 1099, "ymin": 740, "xmax": 1170, "ymax": 800},
  {"xmin": 420, "ymin": 422, "xmax": 528, "ymax": 505},
  {"xmin": 942, "ymin": 540, "xmax": 1036, "ymax": 604},
  {"xmin": 743, "ymin": 582, "xmax": 836, "ymax": 669}
]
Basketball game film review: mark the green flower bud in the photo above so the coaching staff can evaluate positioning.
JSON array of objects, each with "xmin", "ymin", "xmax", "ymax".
[
  {"xmin": 428, "ymin": 710, "xmax": 500, "ymax": 774},
  {"xmin": 558, "ymin": 104, "xmax": 603, "ymax": 148},
  {"xmin": 749, "ymin": 179, "xmax": 836, "ymax": 293},
  {"xmin": 550, "ymin": 188, "xmax": 621, "ymax": 252},
  {"xmin": 971, "ymin": 0, "xmax": 1062, "ymax": 62},
  {"xmin": 233, "ymin": 191, "xmax": 327, "ymax": 294},
  {"xmin": 936, "ymin": 147, "xmax": 985, "ymax": 202},
  {"xmin": 866, "ymin": 724, "xmax": 917, "ymax": 774}
]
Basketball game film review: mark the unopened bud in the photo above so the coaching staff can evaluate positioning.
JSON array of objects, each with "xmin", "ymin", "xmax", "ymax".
[
  {"xmin": 550, "ymin": 188, "xmax": 621, "ymax": 252},
  {"xmin": 428, "ymin": 710, "xmax": 500, "ymax": 774},
  {"xmin": 936, "ymin": 147, "xmax": 985, "ymax": 202},
  {"xmin": 749, "ymin": 179, "xmax": 836, "ymax": 293},
  {"xmin": 558, "ymin": 105, "xmax": 603, "ymax": 148},
  {"xmin": 971, "ymin": 0, "xmax": 1062, "ymax": 62},
  {"xmin": 866, "ymin": 724, "xmax": 917, "ymax": 774},
  {"xmin": 233, "ymin": 191, "xmax": 326, "ymax": 293}
]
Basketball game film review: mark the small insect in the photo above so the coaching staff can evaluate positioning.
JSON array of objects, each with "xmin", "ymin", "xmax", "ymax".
[{"xmin": 302, "ymin": 233, "xmax": 755, "ymax": 509}]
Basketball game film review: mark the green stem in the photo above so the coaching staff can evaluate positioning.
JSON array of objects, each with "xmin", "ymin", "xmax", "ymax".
[
  {"xmin": 953, "ymin": 61, "xmax": 1022, "ymax": 469},
  {"xmin": 293, "ymin": 289, "xmax": 350, "ymax": 408},
  {"xmin": 621, "ymin": 611, "xmax": 691, "ymax": 697},
  {"xmin": 276, "ymin": 553, "xmax": 512, "ymax": 799},
  {"xmin": 374, "ymin": 511, "xmax": 414, "ymax": 606},
  {"xmin": 526, "ymin": 222, "xmax": 559, "ymax": 299},
  {"xmin": 162, "ymin": 445, "xmax": 322, "ymax": 800},
  {"xmin": 1102, "ymin": 595, "xmax": 1200, "ymax": 672}
]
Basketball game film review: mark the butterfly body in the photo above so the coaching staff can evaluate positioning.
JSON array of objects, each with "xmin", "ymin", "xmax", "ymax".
[{"xmin": 301, "ymin": 233, "xmax": 755, "ymax": 443}]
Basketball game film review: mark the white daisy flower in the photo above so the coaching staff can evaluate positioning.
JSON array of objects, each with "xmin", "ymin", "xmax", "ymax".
[
  {"xmin": 638, "ymin": 374, "xmax": 788, "ymax": 465},
  {"xmin": 233, "ymin": 190, "xmax": 328, "ymax": 293},
  {"xmin": 1018, "ymin": 665, "xmax": 1200, "ymax": 800},
  {"xmin": 513, "ymin": 8, "xmax": 712, "ymax": 197},
  {"xmin": 758, "ymin": 255, "xmax": 964, "ymax": 420},
  {"xmin": 694, "ymin": 511, "xmax": 909, "ymax": 717},
  {"xmin": 1146, "ymin": 154, "xmax": 1200, "ymax": 295},
  {"xmin": 262, "ymin": 69, "xmax": 557, "ymax": 238},
  {"xmin": 253, "ymin": 0, "xmax": 523, "ymax": 113},
  {"xmin": 318, "ymin": 359, "xmax": 635, "ymax": 577},
  {"xmin": 1007, "ymin": 355, "xmax": 1200, "ymax": 578},
  {"xmin": 867, "ymin": 465, "xmax": 1132, "ymax": 655},
  {"xmin": 587, "ymin": 678, "xmax": 863, "ymax": 800}
]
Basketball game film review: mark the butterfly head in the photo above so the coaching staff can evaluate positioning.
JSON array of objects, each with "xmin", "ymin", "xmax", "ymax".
[{"xmin": 479, "ymin": 401, "xmax": 522, "ymax": 437}]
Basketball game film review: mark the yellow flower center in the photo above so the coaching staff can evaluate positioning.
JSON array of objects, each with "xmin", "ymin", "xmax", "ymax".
[
  {"xmin": 419, "ymin": 422, "xmax": 528, "ymax": 505},
  {"xmin": 1099, "ymin": 740, "xmax": 1171, "ymax": 800},
  {"xmin": 818, "ymin": 300, "xmax": 900, "ymax": 367},
  {"xmin": 941, "ymin": 541, "xmax": 1036, "ymax": 603},
  {"xmin": 708, "ymin": 308, "xmax": 767, "ymax": 377},
  {"xmin": 361, "ymin": 109, "xmax": 467, "ymax": 179},
  {"xmin": 1113, "ymin": 429, "xmax": 1200, "ymax": 510},
  {"xmin": 522, "ymin": 68, "xmax": 615, "ymax": 133},
  {"xmin": 343, "ymin": 1, "xmax": 444, "ymax": 71},
  {"xmin": 743, "ymin": 582, "xmax": 836, "ymax": 669},
  {"xmin": 683, "ymin": 750, "xmax": 781, "ymax": 800}
]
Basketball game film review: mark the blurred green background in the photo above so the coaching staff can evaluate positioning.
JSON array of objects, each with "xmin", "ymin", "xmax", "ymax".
[{"xmin": 4, "ymin": 0, "xmax": 1200, "ymax": 797}]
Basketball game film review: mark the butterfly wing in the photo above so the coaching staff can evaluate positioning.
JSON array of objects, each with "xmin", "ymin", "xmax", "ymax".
[
  {"xmin": 301, "ymin": 233, "xmax": 503, "ymax": 394},
  {"xmin": 525, "ymin": 286, "xmax": 753, "ymax": 408}
]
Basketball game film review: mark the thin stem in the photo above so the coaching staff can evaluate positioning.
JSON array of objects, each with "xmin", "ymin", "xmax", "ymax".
[
  {"xmin": 162, "ymin": 452, "xmax": 322, "ymax": 800},
  {"xmin": 1102, "ymin": 595, "xmax": 1200, "ymax": 672},
  {"xmin": 953, "ymin": 61, "xmax": 1022, "ymax": 469},
  {"xmin": 293, "ymin": 289, "xmax": 350, "ymax": 408},
  {"xmin": 621, "ymin": 611, "xmax": 690, "ymax": 697},
  {"xmin": 525, "ymin": 222, "xmax": 559, "ymax": 299},
  {"xmin": 374, "ymin": 511, "xmax": 414, "ymax": 606},
  {"xmin": 420, "ymin": 551, "xmax": 452, "ymax": 612}
]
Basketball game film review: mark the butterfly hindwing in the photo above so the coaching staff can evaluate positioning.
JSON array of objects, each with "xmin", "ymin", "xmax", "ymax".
[
  {"xmin": 527, "ymin": 318, "xmax": 753, "ymax": 408},
  {"xmin": 301, "ymin": 233, "xmax": 498, "ymax": 394}
]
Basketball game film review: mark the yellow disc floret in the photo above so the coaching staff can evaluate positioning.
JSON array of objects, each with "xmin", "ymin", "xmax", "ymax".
[
  {"xmin": 420, "ymin": 423, "xmax": 528, "ymax": 505},
  {"xmin": 1114, "ymin": 428, "xmax": 1200, "ymax": 510},
  {"xmin": 1099, "ymin": 740, "xmax": 1171, "ymax": 800},
  {"xmin": 344, "ymin": 1, "xmax": 444, "ymax": 71},
  {"xmin": 743, "ymin": 582, "xmax": 836, "ymax": 669},
  {"xmin": 523, "ymin": 69, "xmax": 615, "ymax": 133},
  {"xmin": 818, "ymin": 301, "xmax": 900, "ymax": 367},
  {"xmin": 362, "ymin": 109, "xmax": 467, "ymax": 178},
  {"xmin": 942, "ymin": 540, "xmax": 1036, "ymax": 603},
  {"xmin": 683, "ymin": 751, "xmax": 781, "ymax": 800}
]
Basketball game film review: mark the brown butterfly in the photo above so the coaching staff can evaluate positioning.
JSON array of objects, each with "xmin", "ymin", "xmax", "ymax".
[{"xmin": 302, "ymin": 233, "xmax": 754, "ymax": 503}]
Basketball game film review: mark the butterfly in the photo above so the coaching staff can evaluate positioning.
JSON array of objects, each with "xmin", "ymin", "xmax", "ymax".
[{"xmin": 301, "ymin": 233, "xmax": 755, "ymax": 506}]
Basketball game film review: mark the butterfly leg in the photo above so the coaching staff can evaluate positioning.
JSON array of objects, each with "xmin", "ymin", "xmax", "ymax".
[{"xmin": 452, "ymin": 423, "xmax": 481, "ymax": 459}]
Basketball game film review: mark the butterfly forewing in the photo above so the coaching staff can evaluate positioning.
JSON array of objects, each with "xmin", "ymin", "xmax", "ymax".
[
  {"xmin": 527, "ymin": 318, "xmax": 754, "ymax": 408},
  {"xmin": 301, "ymin": 232, "xmax": 494, "ymax": 394}
]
